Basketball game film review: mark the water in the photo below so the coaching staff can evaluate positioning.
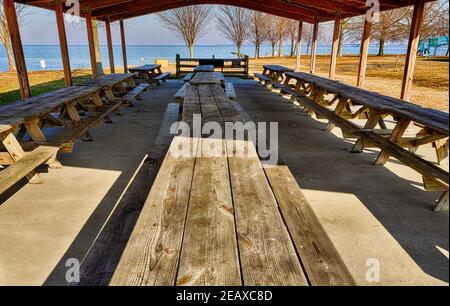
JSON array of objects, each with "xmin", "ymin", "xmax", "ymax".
[{"xmin": 0, "ymin": 43, "xmax": 448, "ymax": 72}]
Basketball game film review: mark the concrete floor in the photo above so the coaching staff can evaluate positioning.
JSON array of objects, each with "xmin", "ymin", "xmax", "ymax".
[{"xmin": 0, "ymin": 79, "xmax": 448, "ymax": 286}]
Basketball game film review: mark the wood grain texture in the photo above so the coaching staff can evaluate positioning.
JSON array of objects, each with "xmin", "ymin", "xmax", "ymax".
[
  {"xmin": 177, "ymin": 138, "xmax": 241, "ymax": 286},
  {"xmin": 227, "ymin": 139, "xmax": 308, "ymax": 286},
  {"xmin": 110, "ymin": 136, "xmax": 199, "ymax": 286},
  {"xmin": 264, "ymin": 165, "xmax": 355, "ymax": 286},
  {"xmin": 78, "ymin": 103, "xmax": 180, "ymax": 286}
]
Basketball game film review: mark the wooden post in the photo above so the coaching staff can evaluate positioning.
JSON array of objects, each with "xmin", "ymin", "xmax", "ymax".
[
  {"xmin": 105, "ymin": 17, "xmax": 115, "ymax": 74},
  {"xmin": 85, "ymin": 9, "xmax": 97, "ymax": 78},
  {"xmin": 356, "ymin": 17, "xmax": 372, "ymax": 88},
  {"xmin": 310, "ymin": 16, "xmax": 319, "ymax": 74},
  {"xmin": 3, "ymin": 0, "xmax": 31, "ymax": 99},
  {"xmin": 295, "ymin": 20, "xmax": 303, "ymax": 72},
  {"xmin": 400, "ymin": 0, "xmax": 425, "ymax": 101},
  {"xmin": 329, "ymin": 14, "xmax": 341, "ymax": 79},
  {"xmin": 120, "ymin": 18, "xmax": 128, "ymax": 73},
  {"xmin": 55, "ymin": 0, "xmax": 72, "ymax": 86}
]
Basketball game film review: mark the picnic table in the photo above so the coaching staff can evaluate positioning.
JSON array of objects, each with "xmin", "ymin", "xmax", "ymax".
[
  {"xmin": 77, "ymin": 73, "xmax": 138, "ymax": 102},
  {"xmin": 261, "ymin": 69, "xmax": 449, "ymax": 210},
  {"xmin": 110, "ymin": 82, "xmax": 354, "ymax": 286},
  {"xmin": 129, "ymin": 64, "xmax": 170, "ymax": 84},
  {"xmin": 189, "ymin": 72, "xmax": 225, "ymax": 86},
  {"xmin": 0, "ymin": 85, "xmax": 121, "ymax": 194},
  {"xmin": 262, "ymin": 65, "xmax": 294, "ymax": 82},
  {"xmin": 194, "ymin": 65, "xmax": 215, "ymax": 73}
]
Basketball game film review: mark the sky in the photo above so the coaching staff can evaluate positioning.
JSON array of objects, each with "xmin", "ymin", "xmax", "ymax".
[{"xmin": 20, "ymin": 5, "xmax": 226, "ymax": 45}]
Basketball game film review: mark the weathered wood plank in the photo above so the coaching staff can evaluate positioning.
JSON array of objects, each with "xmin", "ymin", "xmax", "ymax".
[
  {"xmin": 78, "ymin": 103, "xmax": 181, "ymax": 286},
  {"xmin": 0, "ymin": 146, "xmax": 58, "ymax": 194},
  {"xmin": 110, "ymin": 136, "xmax": 199, "ymax": 286},
  {"xmin": 227, "ymin": 139, "xmax": 308, "ymax": 286},
  {"xmin": 264, "ymin": 164, "xmax": 355, "ymax": 286},
  {"xmin": 177, "ymin": 138, "xmax": 241, "ymax": 286}
]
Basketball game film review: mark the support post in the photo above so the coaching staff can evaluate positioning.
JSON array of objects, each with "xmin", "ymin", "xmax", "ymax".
[
  {"xmin": 120, "ymin": 18, "xmax": 128, "ymax": 73},
  {"xmin": 55, "ymin": 0, "xmax": 72, "ymax": 86},
  {"xmin": 310, "ymin": 16, "xmax": 319, "ymax": 74},
  {"xmin": 105, "ymin": 17, "xmax": 115, "ymax": 74},
  {"xmin": 400, "ymin": 0, "xmax": 425, "ymax": 101},
  {"xmin": 356, "ymin": 17, "xmax": 372, "ymax": 88},
  {"xmin": 295, "ymin": 20, "xmax": 303, "ymax": 72},
  {"xmin": 85, "ymin": 9, "xmax": 97, "ymax": 78},
  {"xmin": 3, "ymin": 0, "xmax": 31, "ymax": 99},
  {"xmin": 329, "ymin": 14, "xmax": 341, "ymax": 79}
]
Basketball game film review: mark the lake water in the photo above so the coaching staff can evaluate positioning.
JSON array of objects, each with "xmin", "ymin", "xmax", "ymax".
[{"xmin": 0, "ymin": 43, "xmax": 447, "ymax": 72}]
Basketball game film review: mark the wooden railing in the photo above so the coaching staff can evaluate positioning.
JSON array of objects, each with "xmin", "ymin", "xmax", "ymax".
[{"xmin": 175, "ymin": 54, "xmax": 249, "ymax": 79}]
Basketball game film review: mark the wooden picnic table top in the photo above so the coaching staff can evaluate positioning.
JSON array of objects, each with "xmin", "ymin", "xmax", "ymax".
[
  {"xmin": 128, "ymin": 64, "xmax": 161, "ymax": 72},
  {"xmin": 190, "ymin": 72, "xmax": 225, "ymax": 85},
  {"xmin": 0, "ymin": 85, "xmax": 101, "ymax": 126},
  {"xmin": 194, "ymin": 65, "xmax": 215, "ymax": 72},
  {"xmin": 110, "ymin": 83, "xmax": 354, "ymax": 286},
  {"xmin": 263, "ymin": 65, "xmax": 294, "ymax": 73},
  {"xmin": 285, "ymin": 71, "xmax": 449, "ymax": 135},
  {"xmin": 77, "ymin": 73, "xmax": 137, "ymax": 88}
]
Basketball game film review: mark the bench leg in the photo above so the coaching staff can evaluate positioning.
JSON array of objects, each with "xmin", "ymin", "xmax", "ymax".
[
  {"xmin": 1, "ymin": 132, "xmax": 43, "ymax": 184},
  {"xmin": 433, "ymin": 139, "xmax": 449, "ymax": 164},
  {"xmin": 47, "ymin": 152, "xmax": 63, "ymax": 169},
  {"xmin": 374, "ymin": 118, "xmax": 411, "ymax": 165},
  {"xmin": 66, "ymin": 103, "xmax": 94, "ymax": 142},
  {"xmin": 351, "ymin": 112, "xmax": 382, "ymax": 153},
  {"xmin": 434, "ymin": 192, "xmax": 449, "ymax": 211},
  {"xmin": 325, "ymin": 98, "xmax": 348, "ymax": 132}
]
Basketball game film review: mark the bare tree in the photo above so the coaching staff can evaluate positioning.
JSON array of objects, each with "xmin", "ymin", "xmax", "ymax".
[
  {"xmin": 249, "ymin": 11, "xmax": 267, "ymax": 58},
  {"xmin": 286, "ymin": 19, "xmax": 299, "ymax": 57},
  {"xmin": 275, "ymin": 17, "xmax": 287, "ymax": 57},
  {"xmin": 405, "ymin": 0, "xmax": 449, "ymax": 40},
  {"xmin": 216, "ymin": 6, "xmax": 250, "ymax": 58},
  {"xmin": 302, "ymin": 23, "xmax": 313, "ymax": 55},
  {"xmin": 0, "ymin": 1, "xmax": 27, "ymax": 72},
  {"xmin": 337, "ymin": 16, "xmax": 364, "ymax": 57},
  {"xmin": 372, "ymin": 8, "xmax": 410, "ymax": 56},
  {"xmin": 265, "ymin": 15, "xmax": 278, "ymax": 57},
  {"xmin": 157, "ymin": 6, "xmax": 211, "ymax": 58}
]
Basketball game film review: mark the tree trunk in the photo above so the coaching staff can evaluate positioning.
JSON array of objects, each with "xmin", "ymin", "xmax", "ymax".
[
  {"xmin": 92, "ymin": 20, "xmax": 104, "ymax": 75},
  {"xmin": 306, "ymin": 43, "xmax": 310, "ymax": 56},
  {"xmin": 5, "ymin": 40, "xmax": 16, "ymax": 72},
  {"xmin": 377, "ymin": 38, "xmax": 385, "ymax": 56},
  {"xmin": 271, "ymin": 43, "xmax": 276, "ymax": 57},
  {"xmin": 237, "ymin": 44, "xmax": 241, "ymax": 58},
  {"xmin": 290, "ymin": 38, "xmax": 295, "ymax": 57},
  {"xmin": 278, "ymin": 35, "xmax": 283, "ymax": 57},
  {"xmin": 338, "ymin": 21, "xmax": 345, "ymax": 57},
  {"xmin": 255, "ymin": 43, "xmax": 260, "ymax": 59},
  {"xmin": 189, "ymin": 44, "xmax": 194, "ymax": 59}
]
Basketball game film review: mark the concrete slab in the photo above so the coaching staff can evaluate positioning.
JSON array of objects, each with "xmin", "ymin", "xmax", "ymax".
[{"xmin": 0, "ymin": 79, "xmax": 448, "ymax": 286}]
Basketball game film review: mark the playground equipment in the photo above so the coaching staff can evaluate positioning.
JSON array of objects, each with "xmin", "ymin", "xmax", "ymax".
[{"xmin": 418, "ymin": 36, "xmax": 449, "ymax": 57}]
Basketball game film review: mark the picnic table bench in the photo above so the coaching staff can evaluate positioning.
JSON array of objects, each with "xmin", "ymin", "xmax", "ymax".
[
  {"xmin": 0, "ymin": 84, "xmax": 122, "ymax": 194},
  {"xmin": 129, "ymin": 64, "xmax": 170, "ymax": 85},
  {"xmin": 110, "ymin": 82, "xmax": 354, "ymax": 286},
  {"xmin": 262, "ymin": 70, "xmax": 449, "ymax": 210}
]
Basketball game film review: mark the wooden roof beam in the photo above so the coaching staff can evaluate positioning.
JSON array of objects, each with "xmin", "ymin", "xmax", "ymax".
[{"xmin": 282, "ymin": 0, "xmax": 366, "ymax": 15}]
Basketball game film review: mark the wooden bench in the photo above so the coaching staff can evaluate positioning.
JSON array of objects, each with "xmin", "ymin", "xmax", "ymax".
[
  {"xmin": 153, "ymin": 72, "xmax": 170, "ymax": 85},
  {"xmin": 262, "ymin": 65, "xmax": 294, "ymax": 83},
  {"xmin": 225, "ymin": 82, "xmax": 237, "ymax": 100},
  {"xmin": 266, "ymin": 73, "xmax": 449, "ymax": 211},
  {"xmin": 110, "ymin": 83, "xmax": 355, "ymax": 286},
  {"xmin": 0, "ymin": 145, "xmax": 59, "ymax": 194},
  {"xmin": 254, "ymin": 72, "xmax": 271, "ymax": 86},
  {"xmin": 119, "ymin": 83, "xmax": 149, "ymax": 106},
  {"xmin": 183, "ymin": 73, "xmax": 194, "ymax": 83},
  {"xmin": 174, "ymin": 83, "xmax": 187, "ymax": 101}
]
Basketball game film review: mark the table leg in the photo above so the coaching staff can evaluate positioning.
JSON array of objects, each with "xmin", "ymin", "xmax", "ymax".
[
  {"xmin": 351, "ymin": 112, "xmax": 382, "ymax": 152},
  {"xmin": 66, "ymin": 103, "xmax": 93, "ymax": 142}
]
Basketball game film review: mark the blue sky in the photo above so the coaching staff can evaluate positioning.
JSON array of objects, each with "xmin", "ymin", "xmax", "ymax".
[{"xmin": 20, "ymin": 6, "xmax": 225, "ymax": 45}]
